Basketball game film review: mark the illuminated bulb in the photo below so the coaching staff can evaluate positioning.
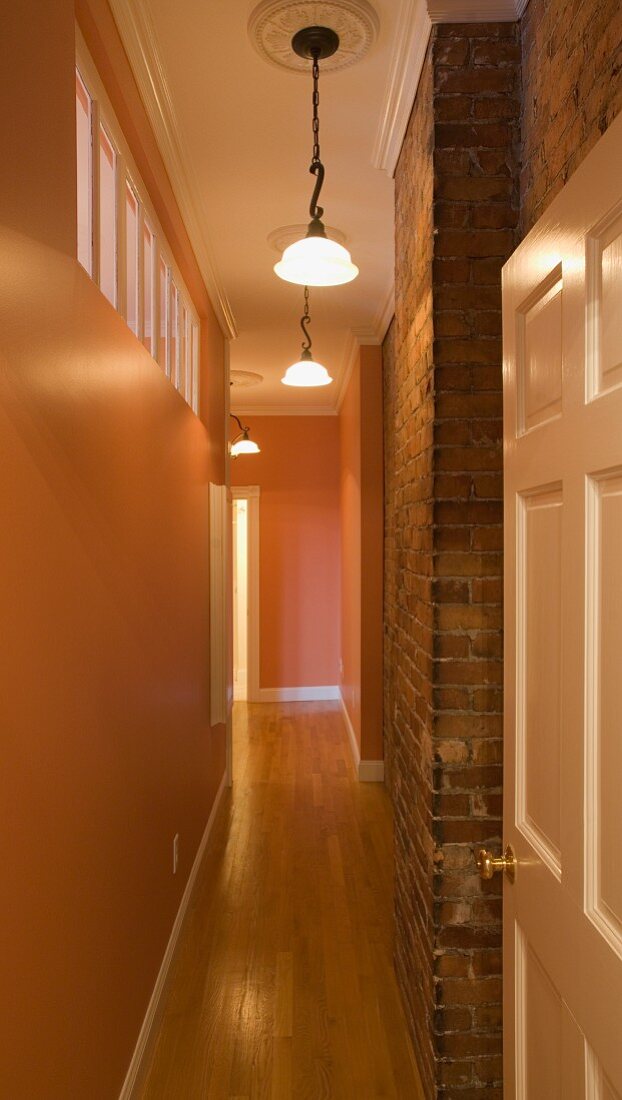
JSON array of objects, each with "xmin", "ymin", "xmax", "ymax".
[
  {"xmin": 230, "ymin": 431, "xmax": 260, "ymax": 457},
  {"xmin": 274, "ymin": 232, "xmax": 358, "ymax": 288},
  {"xmin": 281, "ymin": 352, "xmax": 333, "ymax": 388}
]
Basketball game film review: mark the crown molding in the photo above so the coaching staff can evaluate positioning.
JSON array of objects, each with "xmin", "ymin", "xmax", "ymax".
[
  {"xmin": 374, "ymin": 281, "xmax": 395, "ymax": 342},
  {"xmin": 108, "ymin": 0, "xmax": 237, "ymax": 339},
  {"xmin": 428, "ymin": 0, "xmax": 521, "ymax": 17},
  {"xmin": 334, "ymin": 328, "xmax": 362, "ymax": 412},
  {"xmin": 231, "ymin": 406, "xmax": 338, "ymax": 416},
  {"xmin": 373, "ymin": 0, "xmax": 524, "ymax": 177},
  {"xmin": 372, "ymin": 0, "xmax": 432, "ymax": 177}
]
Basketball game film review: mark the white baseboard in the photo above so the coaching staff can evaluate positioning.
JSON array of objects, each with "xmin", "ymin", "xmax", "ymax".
[
  {"xmin": 339, "ymin": 692, "xmax": 385, "ymax": 783},
  {"xmin": 258, "ymin": 685, "xmax": 340, "ymax": 702},
  {"xmin": 118, "ymin": 771, "xmax": 227, "ymax": 1099},
  {"xmin": 358, "ymin": 759, "xmax": 385, "ymax": 782}
]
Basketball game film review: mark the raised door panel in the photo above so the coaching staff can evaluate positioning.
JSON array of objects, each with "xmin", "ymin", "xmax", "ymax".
[
  {"xmin": 517, "ymin": 488, "xmax": 563, "ymax": 875},
  {"xmin": 588, "ymin": 206, "xmax": 622, "ymax": 400},
  {"xmin": 586, "ymin": 472, "xmax": 622, "ymax": 960},
  {"xmin": 519, "ymin": 269, "xmax": 563, "ymax": 434}
]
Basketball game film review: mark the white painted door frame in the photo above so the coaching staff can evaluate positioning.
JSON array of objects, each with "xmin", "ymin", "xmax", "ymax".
[{"xmin": 231, "ymin": 486, "xmax": 260, "ymax": 705}]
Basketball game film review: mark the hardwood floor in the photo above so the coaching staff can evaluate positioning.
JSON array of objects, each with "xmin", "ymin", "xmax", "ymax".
[{"xmin": 139, "ymin": 702, "xmax": 424, "ymax": 1099}]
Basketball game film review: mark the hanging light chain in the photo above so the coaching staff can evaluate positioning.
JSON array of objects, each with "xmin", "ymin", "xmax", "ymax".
[
  {"xmin": 311, "ymin": 56, "xmax": 321, "ymax": 165},
  {"xmin": 308, "ymin": 51, "xmax": 325, "ymax": 223},
  {"xmin": 300, "ymin": 285, "xmax": 312, "ymax": 353}
]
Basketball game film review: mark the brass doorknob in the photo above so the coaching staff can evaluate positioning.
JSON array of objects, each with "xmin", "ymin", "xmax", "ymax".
[{"xmin": 477, "ymin": 844, "xmax": 516, "ymax": 884}]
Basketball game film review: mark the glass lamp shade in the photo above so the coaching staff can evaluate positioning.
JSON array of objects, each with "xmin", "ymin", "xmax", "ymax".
[
  {"xmin": 274, "ymin": 234, "xmax": 359, "ymax": 287},
  {"xmin": 231, "ymin": 434, "xmax": 260, "ymax": 457},
  {"xmin": 281, "ymin": 356, "xmax": 333, "ymax": 388}
]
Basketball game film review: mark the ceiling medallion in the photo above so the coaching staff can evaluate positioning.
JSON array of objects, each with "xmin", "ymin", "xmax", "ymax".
[
  {"xmin": 230, "ymin": 370, "xmax": 264, "ymax": 388},
  {"xmin": 248, "ymin": 0, "xmax": 379, "ymax": 73}
]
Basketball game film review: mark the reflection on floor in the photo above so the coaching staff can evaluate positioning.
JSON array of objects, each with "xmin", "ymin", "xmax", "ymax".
[{"xmin": 139, "ymin": 701, "xmax": 424, "ymax": 1099}]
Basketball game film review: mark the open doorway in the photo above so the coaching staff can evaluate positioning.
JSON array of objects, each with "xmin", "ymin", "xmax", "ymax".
[
  {"xmin": 232, "ymin": 497, "xmax": 248, "ymax": 700},
  {"xmin": 231, "ymin": 486, "xmax": 259, "ymax": 704}
]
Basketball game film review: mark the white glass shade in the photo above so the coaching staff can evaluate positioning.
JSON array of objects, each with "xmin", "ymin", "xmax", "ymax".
[
  {"xmin": 281, "ymin": 358, "xmax": 333, "ymax": 388},
  {"xmin": 274, "ymin": 235, "xmax": 359, "ymax": 287},
  {"xmin": 231, "ymin": 437, "xmax": 260, "ymax": 457}
]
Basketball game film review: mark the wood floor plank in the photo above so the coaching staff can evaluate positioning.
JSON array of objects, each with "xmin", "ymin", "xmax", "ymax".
[{"xmin": 139, "ymin": 702, "xmax": 425, "ymax": 1099}]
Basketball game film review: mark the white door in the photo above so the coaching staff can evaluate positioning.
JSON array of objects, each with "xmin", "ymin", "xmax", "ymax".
[{"xmin": 502, "ymin": 111, "xmax": 622, "ymax": 1097}]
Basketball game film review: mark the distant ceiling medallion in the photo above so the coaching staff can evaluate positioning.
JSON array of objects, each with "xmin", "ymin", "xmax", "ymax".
[
  {"xmin": 230, "ymin": 370, "xmax": 264, "ymax": 388},
  {"xmin": 248, "ymin": 0, "xmax": 378, "ymax": 73},
  {"xmin": 267, "ymin": 223, "xmax": 347, "ymax": 254}
]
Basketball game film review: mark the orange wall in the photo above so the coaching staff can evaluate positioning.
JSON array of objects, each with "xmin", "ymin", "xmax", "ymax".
[
  {"xmin": 0, "ymin": 4, "xmax": 226, "ymax": 1097},
  {"xmin": 339, "ymin": 347, "xmax": 384, "ymax": 761},
  {"xmin": 231, "ymin": 417, "xmax": 340, "ymax": 689}
]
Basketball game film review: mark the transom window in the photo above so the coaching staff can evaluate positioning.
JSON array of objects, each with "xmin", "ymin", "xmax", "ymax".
[{"xmin": 75, "ymin": 37, "xmax": 200, "ymax": 414}]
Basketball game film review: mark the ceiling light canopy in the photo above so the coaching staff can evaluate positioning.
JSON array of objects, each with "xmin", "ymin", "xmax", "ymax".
[
  {"xmin": 230, "ymin": 414, "xmax": 261, "ymax": 457},
  {"xmin": 281, "ymin": 286, "xmax": 333, "ymax": 388},
  {"xmin": 273, "ymin": 26, "xmax": 359, "ymax": 288}
]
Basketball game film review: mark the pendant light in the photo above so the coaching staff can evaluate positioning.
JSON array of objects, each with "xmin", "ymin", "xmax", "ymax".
[
  {"xmin": 230, "ymin": 413, "xmax": 260, "ymax": 457},
  {"xmin": 281, "ymin": 286, "xmax": 332, "ymax": 387},
  {"xmin": 274, "ymin": 26, "xmax": 359, "ymax": 288}
]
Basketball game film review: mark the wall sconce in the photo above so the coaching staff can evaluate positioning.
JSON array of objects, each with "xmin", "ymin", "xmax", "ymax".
[{"xmin": 230, "ymin": 413, "xmax": 260, "ymax": 457}]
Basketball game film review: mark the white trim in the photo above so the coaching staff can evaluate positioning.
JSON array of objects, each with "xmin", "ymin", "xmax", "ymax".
[
  {"xmin": 231, "ymin": 487, "xmax": 260, "ymax": 703},
  {"xmin": 339, "ymin": 692, "xmax": 385, "ymax": 782},
  {"xmin": 428, "ymin": 0, "xmax": 520, "ymax": 17},
  {"xmin": 224, "ymin": 343, "xmax": 233, "ymax": 788},
  {"xmin": 373, "ymin": 0, "xmax": 523, "ymax": 178},
  {"xmin": 209, "ymin": 483, "xmax": 228, "ymax": 727},
  {"xmin": 358, "ymin": 759, "xmax": 385, "ymax": 782},
  {"xmin": 335, "ymin": 329, "xmax": 361, "ymax": 413},
  {"xmin": 107, "ymin": 0, "xmax": 237, "ymax": 339},
  {"xmin": 372, "ymin": 0, "xmax": 432, "ymax": 177},
  {"xmin": 259, "ymin": 685, "xmax": 341, "ymax": 702},
  {"xmin": 374, "ymin": 283, "xmax": 396, "ymax": 344},
  {"xmin": 118, "ymin": 772, "xmax": 227, "ymax": 1099},
  {"xmin": 340, "ymin": 690, "xmax": 361, "ymax": 769}
]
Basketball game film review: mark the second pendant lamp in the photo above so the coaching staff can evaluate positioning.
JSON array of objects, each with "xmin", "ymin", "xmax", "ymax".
[
  {"xmin": 281, "ymin": 286, "xmax": 332, "ymax": 388},
  {"xmin": 274, "ymin": 26, "xmax": 358, "ymax": 288}
]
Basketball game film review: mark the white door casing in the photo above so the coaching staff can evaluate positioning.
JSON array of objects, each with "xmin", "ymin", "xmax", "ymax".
[{"xmin": 503, "ymin": 111, "xmax": 622, "ymax": 1097}]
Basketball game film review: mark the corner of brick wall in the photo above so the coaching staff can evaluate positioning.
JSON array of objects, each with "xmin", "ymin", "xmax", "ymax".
[
  {"xmin": 385, "ymin": 5, "xmax": 622, "ymax": 1094},
  {"xmin": 430, "ymin": 22, "xmax": 520, "ymax": 1096},
  {"xmin": 384, "ymin": 21, "xmax": 520, "ymax": 1098}
]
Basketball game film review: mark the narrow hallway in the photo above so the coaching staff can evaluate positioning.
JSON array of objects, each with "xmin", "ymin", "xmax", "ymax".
[{"xmin": 139, "ymin": 703, "xmax": 423, "ymax": 1099}]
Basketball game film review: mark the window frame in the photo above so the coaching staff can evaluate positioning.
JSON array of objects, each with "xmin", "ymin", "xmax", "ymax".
[{"xmin": 75, "ymin": 29, "xmax": 201, "ymax": 415}]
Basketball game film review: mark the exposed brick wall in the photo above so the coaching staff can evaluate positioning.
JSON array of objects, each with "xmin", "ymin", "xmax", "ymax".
[
  {"xmin": 384, "ymin": 41, "xmax": 436, "ymax": 1096},
  {"xmin": 521, "ymin": 0, "xmax": 622, "ymax": 233},
  {"xmin": 384, "ymin": 23, "xmax": 520, "ymax": 1098}
]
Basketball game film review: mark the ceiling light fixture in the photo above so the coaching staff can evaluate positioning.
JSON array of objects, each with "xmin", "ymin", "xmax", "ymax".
[
  {"xmin": 230, "ymin": 413, "xmax": 261, "ymax": 457},
  {"xmin": 273, "ymin": 26, "xmax": 359, "ymax": 288},
  {"xmin": 281, "ymin": 286, "xmax": 333, "ymax": 387}
]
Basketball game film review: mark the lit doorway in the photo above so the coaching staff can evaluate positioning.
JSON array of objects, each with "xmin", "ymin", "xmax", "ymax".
[
  {"xmin": 233, "ymin": 497, "xmax": 248, "ymax": 700},
  {"xmin": 231, "ymin": 486, "xmax": 259, "ymax": 703}
]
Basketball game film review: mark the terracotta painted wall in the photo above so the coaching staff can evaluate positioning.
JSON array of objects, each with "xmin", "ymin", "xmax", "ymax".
[
  {"xmin": 231, "ymin": 416, "xmax": 340, "ymax": 690},
  {"xmin": 0, "ymin": 4, "xmax": 226, "ymax": 1097},
  {"xmin": 339, "ymin": 346, "xmax": 384, "ymax": 762}
]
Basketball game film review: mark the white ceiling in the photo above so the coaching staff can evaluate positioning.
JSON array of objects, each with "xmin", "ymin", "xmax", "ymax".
[{"xmin": 116, "ymin": 0, "xmax": 399, "ymax": 413}]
